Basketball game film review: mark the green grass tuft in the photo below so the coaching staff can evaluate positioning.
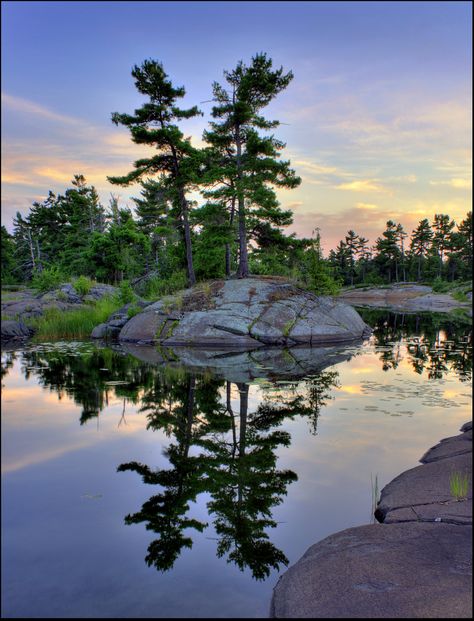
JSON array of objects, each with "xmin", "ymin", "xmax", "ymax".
[
  {"xmin": 449, "ymin": 470, "xmax": 470, "ymax": 501},
  {"xmin": 29, "ymin": 296, "xmax": 121, "ymax": 341}
]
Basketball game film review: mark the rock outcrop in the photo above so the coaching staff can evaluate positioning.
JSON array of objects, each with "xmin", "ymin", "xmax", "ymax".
[
  {"xmin": 91, "ymin": 300, "xmax": 150, "ymax": 340},
  {"xmin": 339, "ymin": 283, "xmax": 472, "ymax": 315},
  {"xmin": 270, "ymin": 422, "xmax": 472, "ymax": 618},
  {"xmin": 118, "ymin": 278, "xmax": 371, "ymax": 347}
]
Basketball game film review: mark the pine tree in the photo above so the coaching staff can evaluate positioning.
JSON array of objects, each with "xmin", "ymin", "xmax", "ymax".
[
  {"xmin": 202, "ymin": 53, "xmax": 300, "ymax": 278},
  {"xmin": 108, "ymin": 59, "xmax": 203, "ymax": 286},
  {"xmin": 375, "ymin": 221, "xmax": 402, "ymax": 282},
  {"xmin": 410, "ymin": 218, "xmax": 433, "ymax": 280},
  {"xmin": 431, "ymin": 214, "xmax": 455, "ymax": 278}
]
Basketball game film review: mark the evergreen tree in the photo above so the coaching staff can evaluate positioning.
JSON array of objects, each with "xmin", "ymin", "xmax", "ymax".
[
  {"xmin": 203, "ymin": 52, "xmax": 301, "ymax": 277},
  {"xmin": 132, "ymin": 177, "xmax": 181, "ymax": 275},
  {"xmin": 108, "ymin": 59, "xmax": 202, "ymax": 286},
  {"xmin": 446, "ymin": 211, "xmax": 473, "ymax": 281},
  {"xmin": 431, "ymin": 213, "xmax": 455, "ymax": 278},
  {"xmin": 375, "ymin": 221, "xmax": 402, "ymax": 282},
  {"xmin": 409, "ymin": 218, "xmax": 433, "ymax": 281},
  {"xmin": 1, "ymin": 226, "xmax": 17, "ymax": 284}
]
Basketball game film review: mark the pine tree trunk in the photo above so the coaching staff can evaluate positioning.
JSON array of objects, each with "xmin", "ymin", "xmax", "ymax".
[
  {"xmin": 237, "ymin": 200, "xmax": 248, "ymax": 278},
  {"xmin": 26, "ymin": 229, "xmax": 36, "ymax": 272},
  {"xmin": 179, "ymin": 189, "xmax": 196, "ymax": 287},
  {"xmin": 235, "ymin": 126, "xmax": 249, "ymax": 278},
  {"xmin": 225, "ymin": 198, "xmax": 236, "ymax": 278}
]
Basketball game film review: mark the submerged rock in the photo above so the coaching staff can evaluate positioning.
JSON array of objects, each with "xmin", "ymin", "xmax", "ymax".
[{"xmin": 118, "ymin": 278, "xmax": 371, "ymax": 347}]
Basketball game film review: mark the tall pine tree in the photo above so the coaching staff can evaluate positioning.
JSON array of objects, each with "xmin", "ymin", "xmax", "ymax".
[
  {"xmin": 107, "ymin": 59, "xmax": 202, "ymax": 286},
  {"xmin": 203, "ymin": 53, "xmax": 300, "ymax": 277}
]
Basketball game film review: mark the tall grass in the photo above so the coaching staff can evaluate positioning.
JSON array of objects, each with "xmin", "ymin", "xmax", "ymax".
[{"xmin": 29, "ymin": 296, "xmax": 121, "ymax": 341}]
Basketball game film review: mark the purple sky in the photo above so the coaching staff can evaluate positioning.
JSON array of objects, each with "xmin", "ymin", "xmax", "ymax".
[{"xmin": 2, "ymin": 1, "xmax": 471, "ymax": 250}]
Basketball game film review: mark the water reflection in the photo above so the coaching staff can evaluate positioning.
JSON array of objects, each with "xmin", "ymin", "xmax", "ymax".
[
  {"xmin": 358, "ymin": 309, "xmax": 472, "ymax": 381},
  {"xmin": 117, "ymin": 369, "xmax": 343, "ymax": 579},
  {"xmin": 1, "ymin": 311, "xmax": 471, "ymax": 581}
]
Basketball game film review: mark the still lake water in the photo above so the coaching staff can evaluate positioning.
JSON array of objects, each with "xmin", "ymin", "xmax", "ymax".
[{"xmin": 1, "ymin": 310, "xmax": 471, "ymax": 618}]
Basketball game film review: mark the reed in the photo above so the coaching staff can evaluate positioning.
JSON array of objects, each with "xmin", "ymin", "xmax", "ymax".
[{"xmin": 371, "ymin": 473, "xmax": 380, "ymax": 522}]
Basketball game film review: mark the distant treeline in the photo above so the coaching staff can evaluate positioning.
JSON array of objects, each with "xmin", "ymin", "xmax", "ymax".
[{"xmin": 1, "ymin": 54, "xmax": 472, "ymax": 296}]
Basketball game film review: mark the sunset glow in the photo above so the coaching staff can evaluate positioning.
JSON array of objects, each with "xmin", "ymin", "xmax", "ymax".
[{"xmin": 2, "ymin": 1, "xmax": 471, "ymax": 251}]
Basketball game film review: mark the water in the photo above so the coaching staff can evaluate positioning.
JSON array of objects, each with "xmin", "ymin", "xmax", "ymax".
[{"xmin": 1, "ymin": 311, "xmax": 471, "ymax": 618}]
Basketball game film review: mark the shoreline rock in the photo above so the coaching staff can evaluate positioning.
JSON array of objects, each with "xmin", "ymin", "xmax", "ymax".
[
  {"xmin": 117, "ymin": 278, "xmax": 371, "ymax": 347},
  {"xmin": 270, "ymin": 422, "xmax": 472, "ymax": 618},
  {"xmin": 339, "ymin": 283, "xmax": 472, "ymax": 315}
]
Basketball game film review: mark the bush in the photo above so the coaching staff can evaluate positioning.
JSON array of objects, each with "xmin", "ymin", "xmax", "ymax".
[
  {"xmin": 431, "ymin": 277, "xmax": 450, "ymax": 293},
  {"xmin": 144, "ymin": 270, "xmax": 188, "ymax": 300},
  {"xmin": 31, "ymin": 266, "xmax": 65, "ymax": 293},
  {"xmin": 117, "ymin": 279, "xmax": 136, "ymax": 304},
  {"xmin": 72, "ymin": 275, "xmax": 94, "ymax": 296}
]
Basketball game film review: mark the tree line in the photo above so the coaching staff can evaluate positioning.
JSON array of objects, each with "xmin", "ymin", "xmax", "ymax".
[{"xmin": 1, "ymin": 54, "xmax": 472, "ymax": 294}]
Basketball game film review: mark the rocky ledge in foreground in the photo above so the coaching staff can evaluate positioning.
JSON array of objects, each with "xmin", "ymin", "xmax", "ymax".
[
  {"xmin": 271, "ymin": 421, "xmax": 472, "ymax": 618},
  {"xmin": 117, "ymin": 277, "xmax": 371, "ymax": 347}
]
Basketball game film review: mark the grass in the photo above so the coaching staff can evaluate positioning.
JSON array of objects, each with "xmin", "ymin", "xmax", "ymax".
[
  {"xmin": 28, "ymin": 296, "xmax": 121, "ymax": 341},
  {"xmin": 452, "ymin": 290, "xmax": 469, "ymax": 303},
  {"xmin": 371, "ymin": 473, "xmax": 380, "ymax": 522},
  {"xmin": 449, "ymin": 470, "xmax": 470, "ymax": 501}
]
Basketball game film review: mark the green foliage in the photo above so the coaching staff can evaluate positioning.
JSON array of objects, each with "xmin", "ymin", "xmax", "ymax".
[
  {"xmin": 117, "ymin": 279, "xmax": 137, "ymax": 304},
  {"xmin": 31, "ymin": 266, "xmax": 65, "ymax": 293},
  {"xmin": 127, "ymin": 303, "xmax": 142, "ymax": 319},
  {"xmin": 449, "ymin": 471, "xmax": 469, "ymax": 501},
  {"xmin": 452, "ymin": 290, "xmax": 469, "ymax": 302},
  {"xmin": 1, "ymin": 225, "xmax": 18, "ymax": 285},
  {"xmin": 431, "ymin": 277, "xmax": 451, "ymax": 293},
  {"xmin": 73, "ymin": 275, "xmax": 93, "ymax": 296},
  {"xmin": 29, "ymin": 296, "xmax": 121, "ymax": 340},
  {"xmin": 143, "ymin": 270, "xmax": 188, "ymax": 300}
]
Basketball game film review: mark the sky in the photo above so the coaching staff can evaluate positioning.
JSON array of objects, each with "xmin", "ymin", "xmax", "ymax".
[{"xmin": 1, "ymin": 0, "xmax": 472, "ymax": 252}]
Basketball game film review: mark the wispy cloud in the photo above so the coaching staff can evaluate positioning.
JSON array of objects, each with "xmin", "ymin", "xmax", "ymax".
[
  {"xmin": 335, "ymin": 179, "xmax": 391, "ymax": 194},
  {"xmin": 429, "ymin": 178, "xmax": 471, "ymax": 189},
  {"xmin": 2, "ymin": 93, "xmax": 83, "ymax": 126},
  {"xmin": 356, "ymin": 202, "xmax": 378, "ymax": 210}
]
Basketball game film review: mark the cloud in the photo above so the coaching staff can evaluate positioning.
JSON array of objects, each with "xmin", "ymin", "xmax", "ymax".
[
  {"xmin": 335, "ymin": 179, "xmax": 391, "ymax": 194},
  {"xmin": 2, "ymin": 93, "xmax": 83, "ymax": 126},
  {"xmin": 356, "ymin": 202, "xmax": 378, "ymax": 210},
  {"xmin": 429, "ymin": 178, "xmax": 471, "ymax": 189}
]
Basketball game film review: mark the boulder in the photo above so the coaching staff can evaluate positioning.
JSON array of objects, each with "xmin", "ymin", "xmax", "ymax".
[
  {"xmin": 271, "ymin": 422, "xmax": 473, "ymax": 618},
  {"xmin": 1, "ymin": 320, "xmax": 34, "ymax": 341},
  {"xmin": 271, "ymin": 522, "xmax": 472, "ymax": 618},
  {"xmin": 118, "ymin": 278, "xmax": 371, "ymax": 347}
]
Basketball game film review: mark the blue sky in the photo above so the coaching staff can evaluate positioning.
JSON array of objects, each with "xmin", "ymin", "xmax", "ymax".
[{"xmin": 2, "ymin": 0, "xmax": 472, "ymax": 250}]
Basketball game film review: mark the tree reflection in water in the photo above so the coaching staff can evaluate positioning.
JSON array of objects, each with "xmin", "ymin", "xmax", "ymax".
[
  {"xmin": 2, "ymin": 310, "xmax": 471, "ymax": 578},
  {"xmin": 358, "ymin": 309, "xmax": 472, "ymax": 382},
  {"xmin": 118, "ymin": 374, "xmax": 316, "ymax": 579}
]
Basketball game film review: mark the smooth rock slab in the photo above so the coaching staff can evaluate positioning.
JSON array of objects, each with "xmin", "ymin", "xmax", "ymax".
[
  {"xmin": 375, "ymin": 451, "xmax": 472, "ymax": 525},
  {"xmin": 118, "ymin": 278, "xmax": 370, "ymax": 347},
  {"xmin": 271, "ymin": 522, "xmax": 472, "ymax": 618}
]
